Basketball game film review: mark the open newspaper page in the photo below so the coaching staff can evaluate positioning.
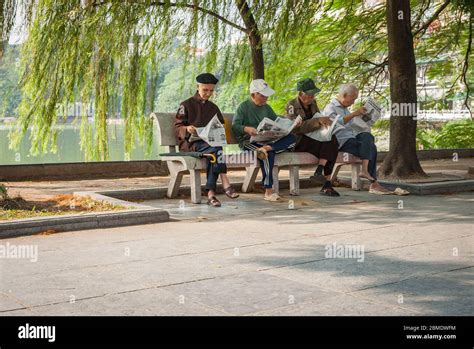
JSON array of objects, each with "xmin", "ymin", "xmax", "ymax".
[
  {"xmin": 249, "ymin": 117, "xmax": 299, "ymax": 144},
  {"xmin": 305, "ymin": 112, "xmax": 345, "ymax": 142},
  {"xmin": 350, "ymin": 97, "xmax": 382, "ymax": 134},
  {"xmin": 188, "ymin": 114, "xmax": 227, "ymax": 147}
]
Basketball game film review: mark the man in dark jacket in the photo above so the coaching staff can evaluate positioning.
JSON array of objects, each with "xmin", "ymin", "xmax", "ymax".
[
  {"xmin": 285, "ymin": 78, "xmax": 340, "ymax": 196},
  {"xmin": 175, "ymin": 73, "xmax": 238, "ymax": 207}
]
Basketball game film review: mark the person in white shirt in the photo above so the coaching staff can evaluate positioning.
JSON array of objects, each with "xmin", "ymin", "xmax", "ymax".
[{"xmin": 323, "ymin": 84, "xmax": 391, "ymax": 194}]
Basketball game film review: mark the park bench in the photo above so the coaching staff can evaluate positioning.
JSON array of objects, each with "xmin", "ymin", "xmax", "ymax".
[{"xmin": 151, "ymin": 112, "xmax": 362, "ymax": 203}]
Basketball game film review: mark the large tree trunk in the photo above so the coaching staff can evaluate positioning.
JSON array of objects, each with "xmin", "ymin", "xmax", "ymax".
[
  {"xmin": 235, "ymin": 0, "xmax": 265, "ymax": 79},
  {"xmin": 379, "ymin": 0, "xmax": 427, "ymax": 179}
]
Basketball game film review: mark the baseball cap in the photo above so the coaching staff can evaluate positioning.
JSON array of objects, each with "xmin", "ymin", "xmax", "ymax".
[
  {"xmin": 249, "ymin": 79, "xmax": 275, "ymax": 97},
  {"xmin": 297, "ymin": 78, "xmax": 321, "ymax": 96}
]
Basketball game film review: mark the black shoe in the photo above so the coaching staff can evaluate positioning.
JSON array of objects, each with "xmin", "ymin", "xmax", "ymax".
[
  {"xmin": 320, "ymin": 186, "xmax": 340, "ymax": 197},
  {"xmin": 310, "ymin": 173, "xmax": 326, "ymax": 183}
]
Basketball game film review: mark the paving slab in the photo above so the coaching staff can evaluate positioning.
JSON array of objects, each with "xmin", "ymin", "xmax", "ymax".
[
  {"xmin": 249, "ymin": 293, "xmax": 420, "ymax": 316},
  {"xmin": 350, "ymin": 268, "xmax": 474, "ymax": 316},
  {"xmin": 2, "ymin": 288, "xmax": 227, "ymax": 316},
  {"xmin": 161, "ymin": 272, "xmax": 337, "ymax": 315}
]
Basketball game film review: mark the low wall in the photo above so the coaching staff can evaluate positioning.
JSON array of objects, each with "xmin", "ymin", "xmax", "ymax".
[
  {"xmin": 0, "ymin": 148, "xmax": 472, "ymax": 181},
  {"xmin": 0, "ymin": 161, "xmax": 169, "ymax": 181},
  {"xmin": 376, "ymin": 148, "xmax": 474, "ymax": 162}
]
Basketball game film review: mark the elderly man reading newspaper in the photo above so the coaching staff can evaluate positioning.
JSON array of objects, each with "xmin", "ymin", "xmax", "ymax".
[
  {"xmin": 175, "ymin": 73, "xmax": 239, "ymax": 207},
  {"xmin": 322, "ymin": 84, "xmax": 391, "ymax": 195},
  {"xmin": 285, "ymin": 78, "xmax": 341, "ymax": 197},
  {"xmin": 232, "ymin": 79, "xmax": 298, "ymax": 202}
]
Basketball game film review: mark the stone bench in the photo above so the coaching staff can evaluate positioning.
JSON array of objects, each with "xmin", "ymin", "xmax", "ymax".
[{"xmin": 151, "ymin": 112, "xmax": 362, "ymax": 203}]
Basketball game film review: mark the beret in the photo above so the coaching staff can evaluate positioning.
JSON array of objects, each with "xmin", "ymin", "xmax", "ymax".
[{"xmin": 196, "ymin": 73, "xmax": 219, "ymax": 84}]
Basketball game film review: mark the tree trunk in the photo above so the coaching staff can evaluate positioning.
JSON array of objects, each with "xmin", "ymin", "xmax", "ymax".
[
  {"xmin": 379, "ymin": 0, "xmax": 427, "ymax": 179},
  {"xmin": 235, "ymin": 0, "xmax": 265, "ymax": 79}
]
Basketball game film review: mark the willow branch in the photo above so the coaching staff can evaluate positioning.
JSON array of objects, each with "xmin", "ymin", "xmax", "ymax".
[
  {"xmin": 90, "ymin": 0, "xmax": 249, "ymax": 33},
  {"xmin": 462, "ymin": 14, "xmax": 472, "ymax": 117},
  {"xmin": 413, "ymin": 0, "xmax": 451, "ymax": 37}
]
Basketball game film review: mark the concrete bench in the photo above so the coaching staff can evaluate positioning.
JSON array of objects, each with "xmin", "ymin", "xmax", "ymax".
[
  {"xmin": 151, "ymin": 112, "xmax": 362, "ymax": 203},
  {"xmin": 332, "ymin": 152, "xmax": 363, "ymax": 191}
]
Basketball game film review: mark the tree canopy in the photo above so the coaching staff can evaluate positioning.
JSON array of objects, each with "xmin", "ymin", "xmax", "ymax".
[{"xmin": 0, "ymin": 0, "xmax": 472, "ymax": 163}]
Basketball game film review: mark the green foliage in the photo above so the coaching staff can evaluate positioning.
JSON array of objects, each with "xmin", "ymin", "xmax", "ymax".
[
  {"xmin": 1, "ymin": 0, "xmax": 473, "ymax": 160},
  {"xmin": 0, "ymin": 44, "xmax": 21, "ymax": 117},
  {"xmin": 0, "ymin": 184, "xmax": 8, "ymax": 201},
  {"xmin": 434, "ymin": 119, "xmax": 474, "ymax": 148},
  {"xmin": 416, "ymin": 120, "xmax": 474, "ymax": 149},
  {"xmin": 267, "ymin": 0, "xmax": 473, "ymax": 114},
  {"xmin": 5, "ymin": 0, "xmax": 324, "ymax": 160},
  {"xmin": 416, "ymin": 127, "xmax": 439, "ymax": 149}
]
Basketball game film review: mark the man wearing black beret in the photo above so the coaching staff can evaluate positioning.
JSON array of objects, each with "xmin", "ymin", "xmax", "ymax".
[
  {"xmin": 175, "ymin": 73, "xmax": 239, "ymax": 207},
  {"xmin": 196, "ymin": 73, "xmax": 219, "ymax": 84}
]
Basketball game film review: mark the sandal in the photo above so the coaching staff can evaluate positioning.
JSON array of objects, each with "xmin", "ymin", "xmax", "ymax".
[
  {"xmin": 207, "ymin": 196, "xmax": 222, "ymax": 207},
  {"xmin": 264, "ymin": 193, "xmax": 281, "ymax": 202},
  {"xmin": 256, "ymin": 147, "xmax": 268, "ymax": 160},
  {"xmin": 358, "ymin": 172, "xmax": 376, "ymax": 183},
  {"xmin": 224, "ymin": 186, "xmax": 239, "ymax": 199},
  {"xmin": 394, "ymin": 187, "xmax": 410, "ymax": 196},
  {"xmin": 369, "ymin": 186, "xmax": 393, "ymax": 195}
]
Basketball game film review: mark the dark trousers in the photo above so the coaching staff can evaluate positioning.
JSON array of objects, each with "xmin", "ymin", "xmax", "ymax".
[
  {"xmin": 243, "ymin": 134, "xmax": 296, "ymax": 189},
  {"xmin": 295, "ymin": 135, "xmax": 339, "ymax": 175},
  {"xmin": 339, "ymin": 132, "xmax": 377, "ymax": 179},
  {"xmin": 193, "ymin": 140, "xmax": 227, "ymax": 191}
]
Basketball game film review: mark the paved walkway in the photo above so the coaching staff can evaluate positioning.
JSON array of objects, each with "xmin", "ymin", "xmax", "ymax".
[
  {"xmin": 3, "ymin": 158, "xmax": 473, "ymax": 201},
  {"xmin": 1, "ymin": 187, "xmax": 472, "ymax": 316}
]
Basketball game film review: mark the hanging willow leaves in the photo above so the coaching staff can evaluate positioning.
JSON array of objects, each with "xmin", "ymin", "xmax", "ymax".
[
  {"xmin": 4, "ymin": 0, "xmax": 325, "ymax": 160},
  {"xmin": 1, "ymin": 0, "xmax": 472, "ymax": 161}
]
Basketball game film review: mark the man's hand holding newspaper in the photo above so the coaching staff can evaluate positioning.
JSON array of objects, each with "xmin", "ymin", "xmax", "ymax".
[
  {"xmin": 305, "ymin": 112, "xmax": 344, "ymax": 142},
  {"xmin": 350, "ymin": 97, "xmax": 382, "ymax": 134},
  {"xmin": 188, "ymin": 114, "xmax": 227, "ymax": 147},
  {"xmin": 249, "ymin": 116, "xmax": 302, "ymax": 143}
]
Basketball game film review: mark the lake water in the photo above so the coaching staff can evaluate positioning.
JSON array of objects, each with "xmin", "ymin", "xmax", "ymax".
[
  {"xmin": 0, "ymin": 124, "xmax": 242, "ymax": 165},
  {"xmin": 0, "ymin": 124, "xmax": 165, "ymax": 165}
]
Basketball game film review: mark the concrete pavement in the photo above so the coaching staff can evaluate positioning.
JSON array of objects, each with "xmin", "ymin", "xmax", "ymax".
[{"xmin": 0, "ymin": 187, "xmax": 473, "ymax": 316}]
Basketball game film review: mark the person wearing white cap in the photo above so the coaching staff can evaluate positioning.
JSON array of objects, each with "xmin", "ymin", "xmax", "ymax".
[{"xmin": 231, "ymin": 79, "xmax": 300, "ymax": 202}]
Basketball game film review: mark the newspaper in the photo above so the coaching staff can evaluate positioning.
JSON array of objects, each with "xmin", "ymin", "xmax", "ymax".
[
  {"xmin": 188, "ymin": 114, "xmax": 227, "ymax": 147},
  {"xmin": 350, "ymin": 97, "xmax": 382, "ymax": 134},
  {"xmin": 249, "ymin": 116, "xmax": 301, "ymax": 143},
  {"xmin": 305, "ymin": 112, "xmax": 345, "ymax": 142}
]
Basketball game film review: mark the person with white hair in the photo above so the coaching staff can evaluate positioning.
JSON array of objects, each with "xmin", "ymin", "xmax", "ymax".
[{"xmin": 322, "ymin": 84, "xmax": 391, "ymax": 194}]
